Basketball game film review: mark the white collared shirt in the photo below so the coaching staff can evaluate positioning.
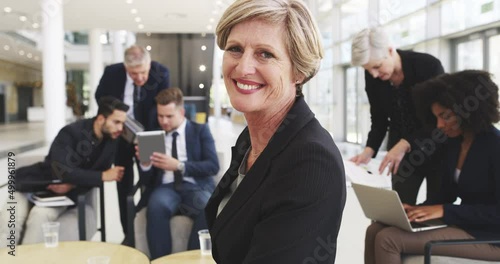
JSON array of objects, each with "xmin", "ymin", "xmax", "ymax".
[
  {"xmin": 124, "ymin": 74, "xmax": 134, "ymax": 116},
  {"xmin": 162, "ymin": 119, "xmax": 195, "ymax": 184}
]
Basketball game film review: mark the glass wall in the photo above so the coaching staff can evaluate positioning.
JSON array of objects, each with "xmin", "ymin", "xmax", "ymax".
[{"xmin": 305, "ymin": 0, "xmax": 500, "ymax": 144}]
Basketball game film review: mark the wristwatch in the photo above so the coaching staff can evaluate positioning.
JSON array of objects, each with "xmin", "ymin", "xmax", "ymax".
[{"xmin": 177, "ymin": 162, "xmax": 185, "ymax": 173}]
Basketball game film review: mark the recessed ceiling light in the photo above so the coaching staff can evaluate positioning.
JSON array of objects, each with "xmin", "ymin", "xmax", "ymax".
[
  {"xmin": 3, "ymin": 45, "xmax": 10, "ymax": 51},
  {"xmin": 199, "ymin": 83, "xmax": 205, "ymax": 89},
  {"xmin": 19, "ymin": 16, "xmax": 27, "ymax": 22},
  {"xmin": 126, "ymin": 0, "xmax": 133, "ymax": 4},
  {"xmin": 19, "ymin": 50, "xmax": 25, "ymax": 56},
  {"xmin": 206, "ymin": 25, "xmax": 213, "ymax": 30},
  {"xmin": 32, "ymin": 23, "xmax": 39, "ymax": 28},
  {"xmin": 131, "ymin": 9, "xmax": 137, "ymax": 14},
  {"xmin": 209, "ymin": 18, "xmax": 214, "ymax": 23},
  {"xmin": 199, "ymin": 65, "xmax": 206, "ymax": 72},
  {"xmin": 27, "ymin": 53, "xmax": 33, "ymax": 58},
  {"xmin": 135, "ymin": 17, "xmax": 141, "ymax": 22},
  {"xmin": 138, "ymin": 24, "xmax": 144, "ymax": 29},
  {"xmin": 201, "ymin": 45, "xmax": 207, "ymax": 51},
  {"xmin": 164, "ymin": 12, "xmax": 187, "ymax": 19},
  {"xmin": 146, "ymin": 45, "xmax": 151, "ymax": 51},
  {"xmin": 216, "ymin": 1, "xmax": 222, "ymax": 5},
  {"xmin": 4, "ymin": 7, "xmax": 12, "ymax": 13}
]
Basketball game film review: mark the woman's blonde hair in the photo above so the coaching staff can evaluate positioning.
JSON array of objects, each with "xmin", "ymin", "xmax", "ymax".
[
  {"xmin": 216, "ymin": 0, "xmax": 323, "ymax": 96},
  {"xmin": 351, "ymin": 27, "xmax": 391, "ymax": 66}
]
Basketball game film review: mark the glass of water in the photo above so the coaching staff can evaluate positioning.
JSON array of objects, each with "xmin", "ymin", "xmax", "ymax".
[
  {"xmin": 198, "ymin": 229, "xmax": 212, "ymax": 256},
  {"xmin": 41, "ymin": 222, "xmax": 60, "ymax": 248}
]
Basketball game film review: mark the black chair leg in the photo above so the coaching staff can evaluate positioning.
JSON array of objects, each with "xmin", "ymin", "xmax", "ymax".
[
  {"xmin": 77, "ymin": 193, "xmax": 86, "ymax": 241},
  {"xmin": 100, "ymin": 186, "xmax": 106, "ymax": 242}
]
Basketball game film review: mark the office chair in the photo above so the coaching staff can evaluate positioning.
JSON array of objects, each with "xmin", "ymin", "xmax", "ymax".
[
  {"xmin": 18, "ymin": 154, "xmax": 105, "ymax": 242},
  {"xmin": 125, "ymin": 151, "xmax": 225, "ymax": 256},
  {"xmin": 77, "ymin": 186, "xmax": 106, "ymax": 241},
  {"xmin": 402, "ymin": 238, "xmax": 500, "ymax": 264}
]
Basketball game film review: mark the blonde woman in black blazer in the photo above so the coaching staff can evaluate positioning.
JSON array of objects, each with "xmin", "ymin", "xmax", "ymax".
[{"xmin": 204, "ymin": 0, "xmax": 346, "ymax": 263}]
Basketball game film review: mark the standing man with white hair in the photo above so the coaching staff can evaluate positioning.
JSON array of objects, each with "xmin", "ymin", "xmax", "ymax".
[
  {"xmin": 95, "ymin": 45, "xmax": 170, "ymax": 239},
  {"xmin": 349, "ymin": 27, "xmax": 444, "ymax": 205}
]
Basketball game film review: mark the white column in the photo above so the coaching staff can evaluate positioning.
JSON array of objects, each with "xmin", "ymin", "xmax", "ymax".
[
  {"xmin": 126, "ymin": 32, "xmax": 136, "ymax": 48},
  {"xmin": 112, "ymin": 31, "xmax": 124, "ymax": 63},
  {"xmin": 41, "ymin": 0, "xmax": 66, "ymax": 144},
  {"xmin": 88, "ymin": 29, "xmax": 104, "ymax": 116}
]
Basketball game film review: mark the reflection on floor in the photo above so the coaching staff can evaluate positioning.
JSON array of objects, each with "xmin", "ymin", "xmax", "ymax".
[{"xmin": 0, "ymin": 117, "xmax": 413, "ymax": 263}]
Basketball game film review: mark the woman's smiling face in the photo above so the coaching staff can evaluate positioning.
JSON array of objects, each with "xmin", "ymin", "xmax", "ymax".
[{"xmin": 222, "ymin": 19, "xmax": 298, "ymax": 114}]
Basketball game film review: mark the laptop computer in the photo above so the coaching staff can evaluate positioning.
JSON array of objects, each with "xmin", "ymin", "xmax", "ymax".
[{"xmin": 351, "ymin": 183, "xmax": 447, "ymax": 232}]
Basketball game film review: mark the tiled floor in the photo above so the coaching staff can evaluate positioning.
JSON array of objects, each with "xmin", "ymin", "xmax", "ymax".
[{"xmin": 0, "ymin": 117, "xmax": 411, "ymax": 263}]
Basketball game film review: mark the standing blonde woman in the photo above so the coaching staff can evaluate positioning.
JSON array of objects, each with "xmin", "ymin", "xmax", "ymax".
[
  {"xmin": 350, "ymin": 27, "xmax": 445, "ymax": 205},
  {"xmin": 205, "ymin": 0, "xmax": 346, "ymax": 263}
]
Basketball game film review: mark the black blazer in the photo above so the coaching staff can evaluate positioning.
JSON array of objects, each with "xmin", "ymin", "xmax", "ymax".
[
  {"xmin": 365, "ymin": 50, "xmax": 444, "ymax": 156},
  {"xmin": 205, "ymin": 97, "xmax": 346, "ymax": 263},
  {"xmin": 426, "ymin": 126, "xmax": 500, "ymax": 240},
  {"xmin": 24, "ymin": 119, "xmax": 117, "ymax": 201},
  {"xmin": 94, "ymin": 61, "xmax": 169, "ymax": 130}
]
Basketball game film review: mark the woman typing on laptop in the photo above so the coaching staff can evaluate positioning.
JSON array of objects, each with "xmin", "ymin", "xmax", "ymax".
[{"xmin": 364, "ymin": 70, "xmax": 500, "ymax": 263}]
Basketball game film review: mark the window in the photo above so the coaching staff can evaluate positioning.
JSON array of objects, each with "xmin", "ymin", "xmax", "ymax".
[
  {"xmin": 345, "ymin": 66, "xmax": 369, "ymax": 144},
  {"xmin": 442, "ymin": 0, "xmax": 500, "ymax": 35}
]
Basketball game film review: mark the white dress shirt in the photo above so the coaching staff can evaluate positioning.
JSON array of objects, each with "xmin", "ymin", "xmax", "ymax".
[
  {"xmin": 124, "ymin": 75, "xmax": 134, "ymax": 116},
  {"xmin": 140, "ymin": 118, "xmax": 196, "ymax": 185}
]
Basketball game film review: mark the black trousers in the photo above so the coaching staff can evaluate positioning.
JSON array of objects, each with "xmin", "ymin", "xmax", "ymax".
[
  {"xmin": 391, "ymin": 155, "xmax": 441, "ymax": 205},
  {"xmin": 115, "ymin": 137, "xmax": 136, "ymax": 236}
]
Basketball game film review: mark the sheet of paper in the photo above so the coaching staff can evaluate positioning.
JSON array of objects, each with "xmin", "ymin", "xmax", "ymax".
[{"xmin": 343, "ymin": 159, "xmax": 391, "ymax": 188}]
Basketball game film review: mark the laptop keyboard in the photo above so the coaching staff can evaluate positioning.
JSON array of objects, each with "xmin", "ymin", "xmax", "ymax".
[{"xmin": 410, "ymin": 222, "xmax": 429, "ymax": 228}]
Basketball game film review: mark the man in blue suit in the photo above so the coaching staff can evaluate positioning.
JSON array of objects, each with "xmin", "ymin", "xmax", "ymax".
[
  {"xmin": 137, "ymin": 87, "xmax": 219, "ymax": 259},
  {"xmin": 95, "ymin": 45, "xmax": 170, "ymax": 237}
]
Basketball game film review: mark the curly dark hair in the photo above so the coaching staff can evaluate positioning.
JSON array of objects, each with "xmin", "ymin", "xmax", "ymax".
[{"xmin": 413, "ymin": 70, "xmax": 500, "ymax": 134}]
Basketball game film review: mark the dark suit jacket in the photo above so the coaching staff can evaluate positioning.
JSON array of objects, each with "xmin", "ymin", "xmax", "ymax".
[
  {"xmin": 426, "ymin": 126, "xmax": 500, "ymax": 240},
  {"xmin": 365, "ymin": 50, "xmax": 444, "ymax": 156},
  {"xmin": 205, "ymin": 97, "xmax": 346, "ymax": 263},
  {"xmin": 22, "ymin": 118, "xmax": 116, "ymax": 201},
  {"xmin": 137, "ymin": 120, "xmax": 219, "ymax": 209},
  {"xmin": 94, "ymin": 61, "xmax": 169, "ymax": 130}
]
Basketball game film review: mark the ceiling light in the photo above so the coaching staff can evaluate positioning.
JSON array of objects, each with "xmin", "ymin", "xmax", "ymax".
[
  {"xmin": 19, "ymin": 50, "xmax": 25, "ymax": 56},
  {"xmin": 4, "ymin": 7, "xmax": 12, "ymax": 13},
  {"xmin": 131, "ymin": 9, "xmax": 137, "ymax": 14},
  {"xmin": 19, "ymin": 16, "xmax": 27, "ymax": 22},
  {"xmin": 206, "ymin": 25, "xmax": 213, "ymax": 30},
  {"xmin": 27, "ymin": 53, "xmax": 32, "ymax": 58},
  {"xmin": 146, "ymin": 45, "xmax": 151, "ymax": 51},
  {"xmin": 199, "ymin": 83, "xmax": 205, "ymax": 89},
  {"xmin": 138, "ymin": 24, "xmax": 144, "ymax": 29},
  {"xmin": 216, "ymin": 1, "xmax": 222, "ymax": 5},
  {"xmin": 125, "ymin": 0, "xmax": 133, "ymax": 4},
  {"xmin": 209, "ymin": 18, "xmax": 214, "ymax": 23},
  {"xmin": 201, "ymin": 45, "xmax": 207, "ymax": 51},
  {"xmin": 3, "ymin": 45, "xmax": 10, "ymax": 51},
  {"xmin": 100, "ymin": 34, "xmax": 108, "ymax": 44},
  {"xmin": 32, "ymin": 23, "xmax": 39, "ymax": 28},
  {"xmin": 199, "ymin": 65, "xmax": 206, "ymax": 72},
  {"xmin": 135, "ymin": 17, "xmax": 141, "ymax": 22}
]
